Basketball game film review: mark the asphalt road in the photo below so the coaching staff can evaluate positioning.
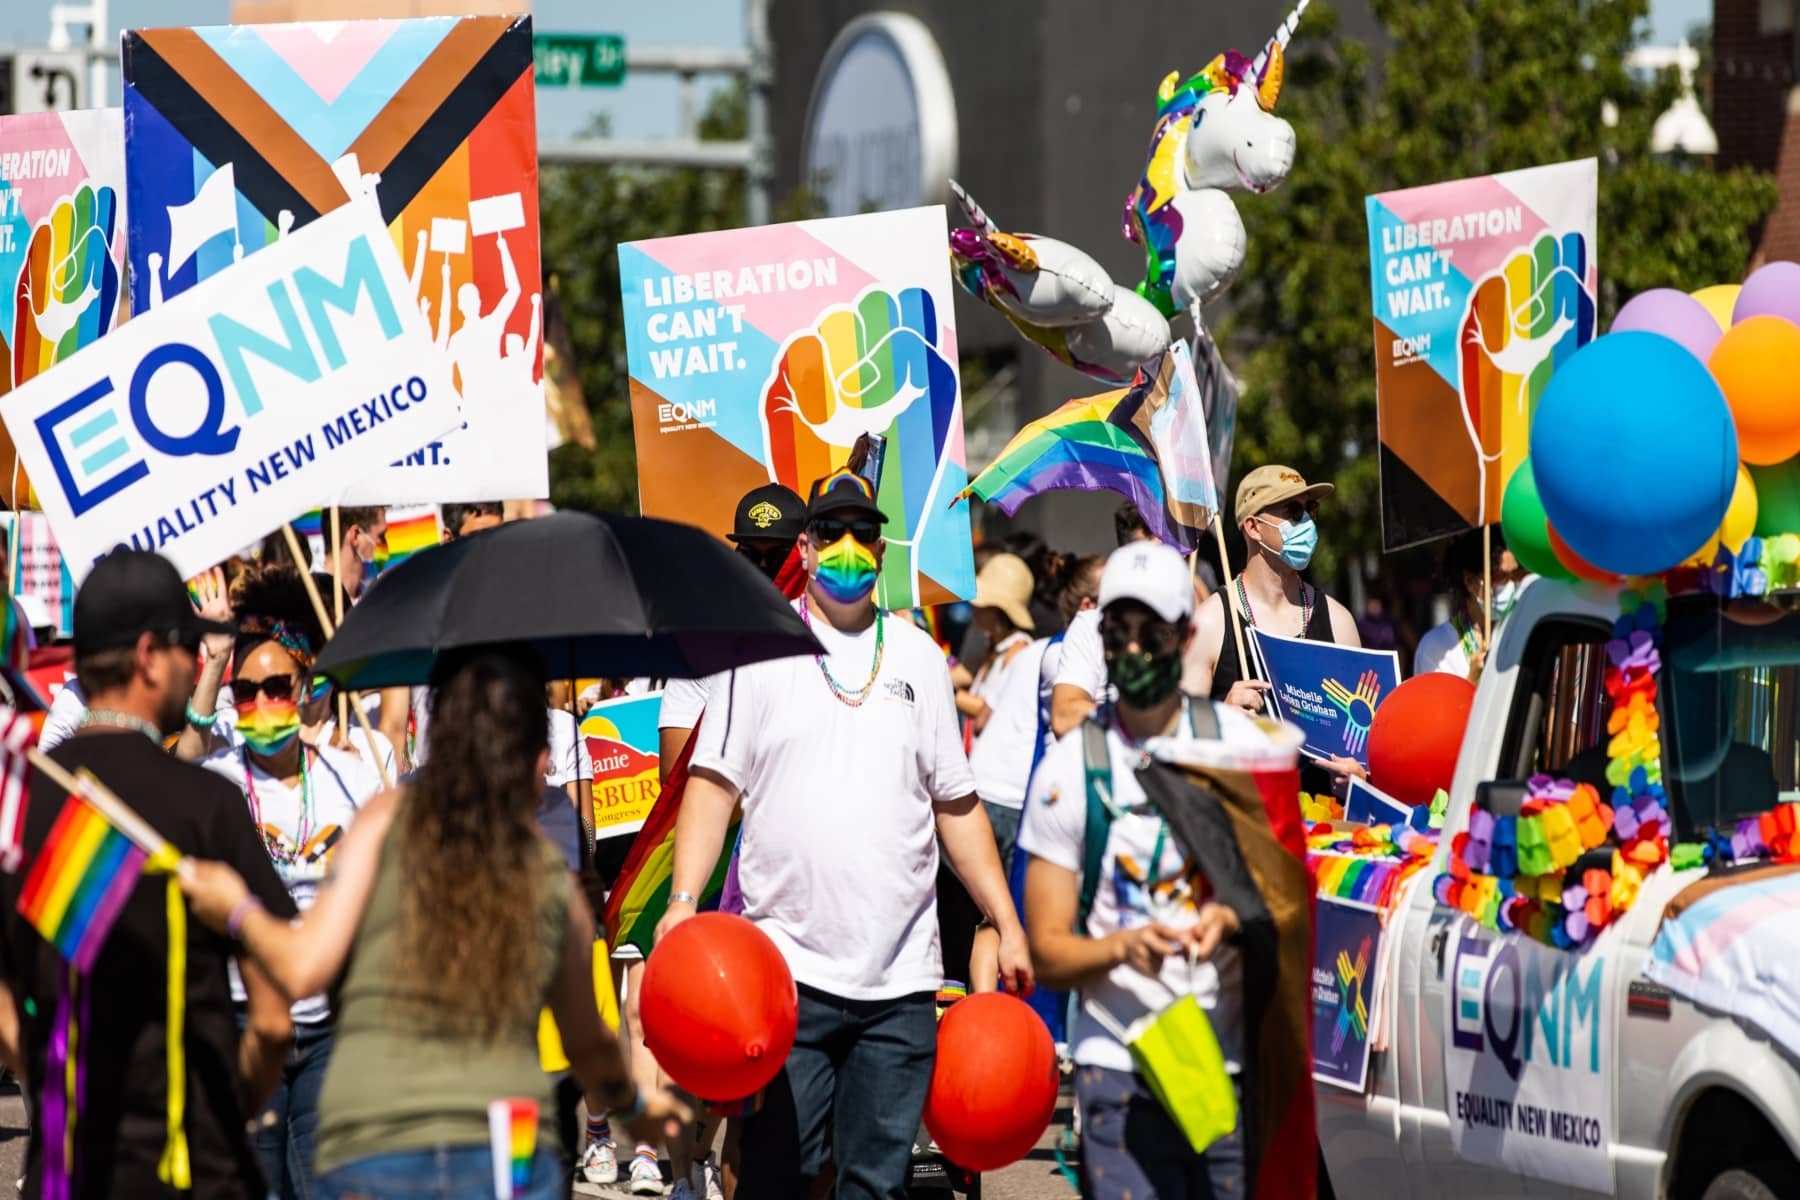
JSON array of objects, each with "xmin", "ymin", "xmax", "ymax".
[{"xmin": 0, "ymin": 1081, "xmax": 1077, "ymax": 1199}]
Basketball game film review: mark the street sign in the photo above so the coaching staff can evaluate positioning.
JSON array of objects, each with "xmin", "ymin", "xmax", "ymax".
[
  {"xmin": 534, "ymin": 33, "xmax": 626, "ymax": 87},
  {"xmin": 7, "ymin": 51, "xmax": 89, "ymax": 113}
]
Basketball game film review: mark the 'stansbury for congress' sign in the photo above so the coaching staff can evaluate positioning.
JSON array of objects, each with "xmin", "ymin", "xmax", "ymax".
[{"xmin": 1, "ymin": 199, "xmax": 458, "ymax": 580}]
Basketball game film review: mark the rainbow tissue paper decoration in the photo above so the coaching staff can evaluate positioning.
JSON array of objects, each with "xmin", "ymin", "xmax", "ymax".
[{"xmin": 487, "ymin": 1098, "xmax": 538, "ymax": 1199}]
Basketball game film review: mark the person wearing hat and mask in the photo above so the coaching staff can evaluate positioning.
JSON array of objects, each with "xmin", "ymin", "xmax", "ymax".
[
  {"xmin": 0, "ymin": 549, "xmax": 299, "ymax": 1200},
  {"xmin": 1020, "ymin": 541, "xmax": 1269, "ymax": 1199},
  {"xmin": 962, "ymin": 552, "xmax": 1043, "ymax": 873},
  {"xmin": 658, "ymin": 468, "xmax": 1032, "ymax": 1200}
]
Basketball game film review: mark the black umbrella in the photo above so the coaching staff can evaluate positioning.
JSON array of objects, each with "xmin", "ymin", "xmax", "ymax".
[{"xmin": 313, "ymin": 510, "xmax": 821, "ymax": 690}]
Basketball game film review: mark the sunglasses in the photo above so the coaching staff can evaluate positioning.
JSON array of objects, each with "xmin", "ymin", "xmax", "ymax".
[
  {"xmin": 808, "ymin": 519, "xmax": 881, "ymax": 546},
  {"xmin": 1264, "ymin": 499, "xmax": 1319, "ymax": 523},
  {"xmin": 1100, "ymin": 614, "xmax": 1187, "ymax": 657},
  {"xmin": 230, "ymin": 674, "xmax": 325, "ymax": 706}
]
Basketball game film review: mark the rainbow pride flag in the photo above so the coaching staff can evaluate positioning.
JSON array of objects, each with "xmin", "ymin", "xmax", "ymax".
[
  {"xmin": 959, "ymin": 342, "xmax": 1217, "ymax": 550},
  {"xmin": 17, "ymin": 792, "xmax": 147, "ymax": 973},
  {"xmin": 487, "ymin": 1098, "xmax": 539, "ymax": 1199},
  {"xmin": 291, "ymin": 511, "xmax": 324, "ymax": 540},
  {"xmin": 381, "ymin": 505, "xmax": 442, "ymax": 573}
]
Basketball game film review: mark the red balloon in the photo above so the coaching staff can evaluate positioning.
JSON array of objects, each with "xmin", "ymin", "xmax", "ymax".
[
  {"xmin": 640, "ymin": 914, "xmax": 797, "ymax": 1101},
  {"xmin": 923, "ymin": 993, "xmax": 1058, "ymax": 1172},
  {"xmin": 1368, "ymin": 673, "xmax": 1476, "ymax": 807}
]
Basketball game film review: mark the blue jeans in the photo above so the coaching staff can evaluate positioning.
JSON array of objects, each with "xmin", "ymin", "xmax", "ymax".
[
  {"xmin": 1075, "ymin": 1065, "xmax": 1245, "ymax": 1200},
  {"xmin": 248, "ymin": 1019, "xmax": 333, "ymax": 1200},
  {"xmin": 317, "ymin": 1146, "xmax": 562, "ymax": 1200},
  {"xmin": 737, "ymin": 985, "xmax": 936, "ymax": 1200}
]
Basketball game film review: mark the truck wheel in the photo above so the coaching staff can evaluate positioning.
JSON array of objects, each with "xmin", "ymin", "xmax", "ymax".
[{"xmin": 1701, "ymin": 1166, "xmax": 1785, "ymax": 1200}]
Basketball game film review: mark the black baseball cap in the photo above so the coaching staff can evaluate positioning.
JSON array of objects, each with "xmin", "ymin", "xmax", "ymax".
[
  {"xmin": 728, "ymin": 483, "xmax": 805, "ymax": 543},
  {"xmin": 74, "ymin": 549, "xmax": 236, "ymax": 659},
  {"xmin": 806, "ymin": 468, "xmax": 888, "ymax": 525}
]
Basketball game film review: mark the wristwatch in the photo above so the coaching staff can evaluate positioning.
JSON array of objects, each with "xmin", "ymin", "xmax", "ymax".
[{"xmin": 668, "ymin": 891, "xmax": 699, "ymax": 906}]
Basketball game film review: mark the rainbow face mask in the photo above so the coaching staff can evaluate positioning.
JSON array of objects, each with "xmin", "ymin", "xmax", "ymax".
[
  {"xmin": 812, "ymin": 534, "xmax": 879, "ymax": 604},
  {"xmin": 236, "ymin": 700, "xmax": 302, "ymax": 756}
]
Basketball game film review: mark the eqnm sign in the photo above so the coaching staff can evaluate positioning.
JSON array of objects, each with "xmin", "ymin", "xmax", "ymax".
[{"xmin": 2, "ymin": 200, "xmax": 459, "ymax": 580}]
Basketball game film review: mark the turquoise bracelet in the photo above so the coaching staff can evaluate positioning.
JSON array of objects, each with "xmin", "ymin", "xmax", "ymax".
[{"xmin": 185, "ymin": 703, "xmax": 218, "ymax": 729}]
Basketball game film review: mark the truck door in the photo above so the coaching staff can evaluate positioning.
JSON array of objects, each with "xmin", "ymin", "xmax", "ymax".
[{"xmin": 1408, "ymin": 616, "xmax": 1613, "ymax": 1197}]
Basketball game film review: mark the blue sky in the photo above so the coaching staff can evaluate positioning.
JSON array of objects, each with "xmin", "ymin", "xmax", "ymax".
[{"xmin": 1, "ymin": 0, "xmax": 1713, "ymax": 135}]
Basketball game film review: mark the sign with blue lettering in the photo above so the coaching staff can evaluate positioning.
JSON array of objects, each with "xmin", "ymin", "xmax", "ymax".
[
  {"xmin": 1249, "ymin": 630, "xmax": 1401, "ymax": 766},
  {"xmin": 1, "ymin": 199, "xmax": 458, "ymax": 580},
  {"xmin": 1441, "ymin": 917, "xmax": 1615, "ymax": 1191}
]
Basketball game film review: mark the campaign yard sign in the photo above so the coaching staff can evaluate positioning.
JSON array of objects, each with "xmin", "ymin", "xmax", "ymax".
[
  {"xmin": 1312, "ymin": 897, "xmax": 1381, "ymax": 1092},
  {"xmin": 582, "ymin": 692, "xmax": 662, "ymax": 841},
  {"xmin": 1, "ymin": 199, "xmax": 459, "ymax": 580},
  {"xmin": 1250, "ymin": 630, "xmax": 1401, "ymax": 766}
]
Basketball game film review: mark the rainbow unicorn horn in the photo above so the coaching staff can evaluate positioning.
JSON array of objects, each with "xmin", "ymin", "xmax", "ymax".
[
  {"xmin": 487, "ymin": 1098, "xmax": 539, "ymax": 1199},
  {"xmin": 1249, "ymin": 0, "xmax": 1311, "ymax": 110}
]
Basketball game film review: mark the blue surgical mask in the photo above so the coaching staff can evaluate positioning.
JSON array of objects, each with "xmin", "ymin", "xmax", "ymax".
[{"xmin": 1260, "ymin": 514, "xmax": 1318, "ymax": 571}]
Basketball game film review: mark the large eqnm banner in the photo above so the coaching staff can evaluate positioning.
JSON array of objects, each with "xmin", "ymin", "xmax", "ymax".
[
  {"xmin": 1365, "ymin": 160, "xmax": 1597, "ymax": 551},
  {"xmin": 122, "ymin": 16, "xmax": 546, "ymax": 505},
  {"xmin": 621, "ymin": 206, "xmax": 975, "ymax": 611}
]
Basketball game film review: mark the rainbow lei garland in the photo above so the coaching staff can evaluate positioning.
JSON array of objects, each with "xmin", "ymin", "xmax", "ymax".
[
  {"xmin": 1309, "ymin": 820, "xmax": 1438, "ymax": 909},
  {"xmin": 1434, "ymin": 585, "xmax": 1674, "ymax": 950}
]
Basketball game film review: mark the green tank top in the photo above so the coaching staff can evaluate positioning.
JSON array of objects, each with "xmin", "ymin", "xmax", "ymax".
[{"xmin": 314, "ymin": 828, "xmax": 570, "ymax": 1174}]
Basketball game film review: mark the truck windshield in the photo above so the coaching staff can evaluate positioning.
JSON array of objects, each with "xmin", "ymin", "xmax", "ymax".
[{"xmin": 1660, "ymin": 595, "xmax": 1800, "ymax": 837}]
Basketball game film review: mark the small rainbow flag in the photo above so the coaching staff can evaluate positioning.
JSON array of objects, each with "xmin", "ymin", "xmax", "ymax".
[
  {"xmin": 380, "ymin": 506, "xmax": 442, "ymax": 574},
  {"xmin": 291, "ymin": 511, "xmax": 324, "ymax": 540},
  {"xmin": 17, "ymin": 792, "xmax": 147, "ymax": 973},
  {"xmin": 487, "ymin": 1097, "xmax": 539, "ymax": 1199}
]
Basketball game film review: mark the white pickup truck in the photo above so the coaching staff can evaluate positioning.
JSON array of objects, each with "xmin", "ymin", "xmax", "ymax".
[{"xmin": 1318, "ymin": 578, "xmax": 1800, "ymax": 1200}]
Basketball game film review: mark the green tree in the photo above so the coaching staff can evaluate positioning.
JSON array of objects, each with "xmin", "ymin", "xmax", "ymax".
[{"xmin": 1224, "ymin": 0, "xmax": 1776, "ymax": 583}]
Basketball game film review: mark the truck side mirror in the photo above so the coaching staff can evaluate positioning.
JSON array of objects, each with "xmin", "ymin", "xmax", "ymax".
[{"xmin": 1475, "ymin": 779, "xmax": 1529, "ymax": 818}]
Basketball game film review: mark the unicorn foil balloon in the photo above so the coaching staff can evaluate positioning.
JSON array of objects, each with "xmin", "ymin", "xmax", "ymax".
[
  {"xmin": 1126, "ymin": 0, "xmax": 1308, "ymax": 317},
  {"xmin": 948, "ymin": 182, "xmax": 1172, "ymax": 386}
]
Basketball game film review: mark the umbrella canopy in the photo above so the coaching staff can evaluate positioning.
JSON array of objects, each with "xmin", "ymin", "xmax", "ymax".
[{"xmin": 313, "ymin": 510, "xmax": 821, "ymax": 690}]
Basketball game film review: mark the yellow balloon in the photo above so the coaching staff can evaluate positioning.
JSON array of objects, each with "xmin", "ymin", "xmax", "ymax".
[
  {"xmin": 1688, "ymin": 464, "xmax": 1760, "ymax": 564},
  {"xmin": 1690, "ymin": 284, "xmax": 1742, "ymax": 331}
]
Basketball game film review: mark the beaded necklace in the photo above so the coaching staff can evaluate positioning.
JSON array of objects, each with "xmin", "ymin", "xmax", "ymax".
[
  {"xmin": 1235, "ymin": 575, "xmax": 1312, "ymax": 636},
  {"xmin": 800, "ymin": 594, "xmax": 885, "ymax": 707},
  {"xmin": 242, "ymin": 746, "xmax": 313, "ymax": 867},
  {"xmin": 80, "ymin": 709, "xmax": 163, "ymax": 743},
  {"xmin": 1450, "ymin": 610, "xmax": 1481, "ymax": 660}
]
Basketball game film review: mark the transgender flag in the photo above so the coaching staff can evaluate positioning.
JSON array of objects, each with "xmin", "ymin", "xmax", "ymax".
[{"xmin": 960, "ymin": 341, "xmax": 1218, "ymax": 550}]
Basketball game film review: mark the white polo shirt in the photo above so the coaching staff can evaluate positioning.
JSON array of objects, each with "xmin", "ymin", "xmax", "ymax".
[{"xmin": 689, "ymin": 600, "xmax": 974, "ymax": 1001}]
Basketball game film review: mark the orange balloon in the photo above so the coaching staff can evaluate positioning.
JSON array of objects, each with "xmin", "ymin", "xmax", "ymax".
[
  {"xmin": 1368, "ymin": 673, "xmax": 1475, "ymax": 807},
  {"xmin": 1547, "ymin": 523, "xmax": 1620, "ymax": 584},
  {"xmin": 640, "ymin": 914, "xmax": 798, "ymax": 1101},
  {"xmin": 923, "ymin": 993, "xmax": 1058, "ymax": 1172},
  {"xmin": 1709, "ymin": 316, "xmax": 1800, "ymax": 465}
]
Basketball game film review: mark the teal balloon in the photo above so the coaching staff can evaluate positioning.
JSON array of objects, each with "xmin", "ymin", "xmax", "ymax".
[
  {"xmin": 1530, "ymin": 332, "xmax": 1738, "ymax": 576},
  {"xmin": 1749, "ymin": 459, "xmax": 1800, "ymax": 537},
  {"xmin": 1501, "ymin": 460, "xmax": 1572, "ymax": 581}
]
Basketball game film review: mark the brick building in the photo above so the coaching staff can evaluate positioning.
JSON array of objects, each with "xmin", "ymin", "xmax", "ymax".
[{"xmin": 1715, "ymin": 0, "xmax": 1800, "ymax": 260}]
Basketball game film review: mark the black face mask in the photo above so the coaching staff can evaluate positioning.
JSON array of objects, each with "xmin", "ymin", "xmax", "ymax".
[{"xmin": 737, "ymin": 541, "xmax": 794, "ymax": 581}]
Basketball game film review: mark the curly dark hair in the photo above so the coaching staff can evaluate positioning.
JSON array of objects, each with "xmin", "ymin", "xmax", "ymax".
[
  {"xmin": 393, "ymin": 645, "xmax": 552, "ymax": 1039},
  {"xmin": 230, "ymin": 563, "xmax": 326, "ymax": 666}
]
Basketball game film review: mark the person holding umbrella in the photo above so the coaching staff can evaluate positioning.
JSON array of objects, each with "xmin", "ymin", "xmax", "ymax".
[
  {"xmin": 658, "ymin": 468, "xmax": 1033, "ymax": 1200},
  {"xmin": 177, "ymin": 644, "xmax": 689, "ymax": 1199}
]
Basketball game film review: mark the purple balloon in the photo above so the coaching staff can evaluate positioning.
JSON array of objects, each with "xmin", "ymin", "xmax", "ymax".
[
  {"xmin": 1733, "ymin": 261, "xmax": 1800, "ymax": 327},
  {"xmin": 1610, "ymin": 288, "xmax": 1722, "ymax": 362}
]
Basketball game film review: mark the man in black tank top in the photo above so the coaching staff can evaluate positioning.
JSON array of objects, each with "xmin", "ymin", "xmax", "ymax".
[{"xmin": 1188, "ymin": 464, "xmax": 1364, "ymax": 710}]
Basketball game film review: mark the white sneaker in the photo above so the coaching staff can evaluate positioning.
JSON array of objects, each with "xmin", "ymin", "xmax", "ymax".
[
  {"xmin": 629, "ymin": 1152, "xmax": 665, "ymax": 1195},
  {"xmin": 579, "ymin": 1139, "xmax": 618, "ymax": 1185},
  {"xmin": 691, "ymin": 1155, "xmax": 725, "ymax": 1200}
]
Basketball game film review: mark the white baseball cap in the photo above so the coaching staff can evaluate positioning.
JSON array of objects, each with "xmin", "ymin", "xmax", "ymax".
[{"xmin": 1098, "ymin": 541, "xmax": 1193, "ymax": 624}]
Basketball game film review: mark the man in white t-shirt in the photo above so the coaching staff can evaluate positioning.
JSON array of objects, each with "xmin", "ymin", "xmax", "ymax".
[
  {"xmin": 1020, "ymin": 540, "xmax": 1260, "ymax": 1199},
  {"xmin": 659, "ymin": 469, "xmax": 1031, "ymax": 1200}
]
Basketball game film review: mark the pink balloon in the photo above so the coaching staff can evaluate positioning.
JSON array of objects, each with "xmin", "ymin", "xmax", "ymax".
[
  {"xmin": 1733, "ymin": 261, "xmax": 1800, "ymax": 327},
  {"xmin": 1611, "ymin": 288, "xmax": 1723, "ymax": 363}
]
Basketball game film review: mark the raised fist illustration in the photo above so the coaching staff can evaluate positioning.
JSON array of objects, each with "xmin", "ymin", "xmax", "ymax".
[{"xmin": 12, "ymin": 183, "xmax": 120, "ymax": 389}]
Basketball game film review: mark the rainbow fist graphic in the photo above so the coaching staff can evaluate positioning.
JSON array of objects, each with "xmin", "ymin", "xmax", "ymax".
[
  {"xmin": 1332, "ymin": 935, "xmax": 1371, "ymax": 1055},
  {"xmin": 11, "ymin": 183, "xmax": 120, "ymax": 390},
  {"xmin": 761, "ymin": 286, "xmax": 959, "ymax": 607},
  {"xmin": 1457, "ymin": 231, "xmax": 1594, "ymax": 523},
  {"xmin": 1323, "ymin": 669, "xmax": 1383, "ymax": 759}
]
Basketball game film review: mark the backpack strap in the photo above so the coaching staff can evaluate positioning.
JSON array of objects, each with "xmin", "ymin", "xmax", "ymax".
[
  {"xmin": 1074, "ymin": 694, "xmax": 1217, "ymax": 930},
  {"xmin": 1077, "ymin": 719, "xmax": 1118, "ymax": 929}
]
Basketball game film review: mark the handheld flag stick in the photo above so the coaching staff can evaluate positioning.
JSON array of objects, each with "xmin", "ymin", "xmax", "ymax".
[
  {"xmin": 281, "ymin": 523, "xmax": 392, "ymax": 790},
  {"xmin": 331, "ymin": 507, "xmax": 349, "ymax": 742}
]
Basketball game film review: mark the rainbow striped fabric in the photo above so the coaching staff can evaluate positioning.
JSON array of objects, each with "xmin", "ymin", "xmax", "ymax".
[
  {"xmin": 487, "ymin": 1098, "xmax": 539, "ymax": 1198},
  {"xmin": 959, "ymin": 342, "xmax": 1217, "ymax": 550},
  {"xmin": 380, "ymin": 506, "xmax": 442, "ymax": 573},
  {"xmin": 17, "ymin": 792, "xmax": 147, "ymax": 972}
]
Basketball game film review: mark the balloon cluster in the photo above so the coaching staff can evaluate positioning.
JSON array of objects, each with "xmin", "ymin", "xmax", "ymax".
[
  {"xmin": 1505, "ymin": 264, "xmax": 1800, "ymax": 581},
  {"xmin": 946, "ymin": 2, "xmax": 1310, "ymax": 385}
]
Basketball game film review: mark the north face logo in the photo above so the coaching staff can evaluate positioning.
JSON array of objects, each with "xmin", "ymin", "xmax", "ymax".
[{"xmin": 884, "ymin": 678, "xmax": 915, "ymax": 703}]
